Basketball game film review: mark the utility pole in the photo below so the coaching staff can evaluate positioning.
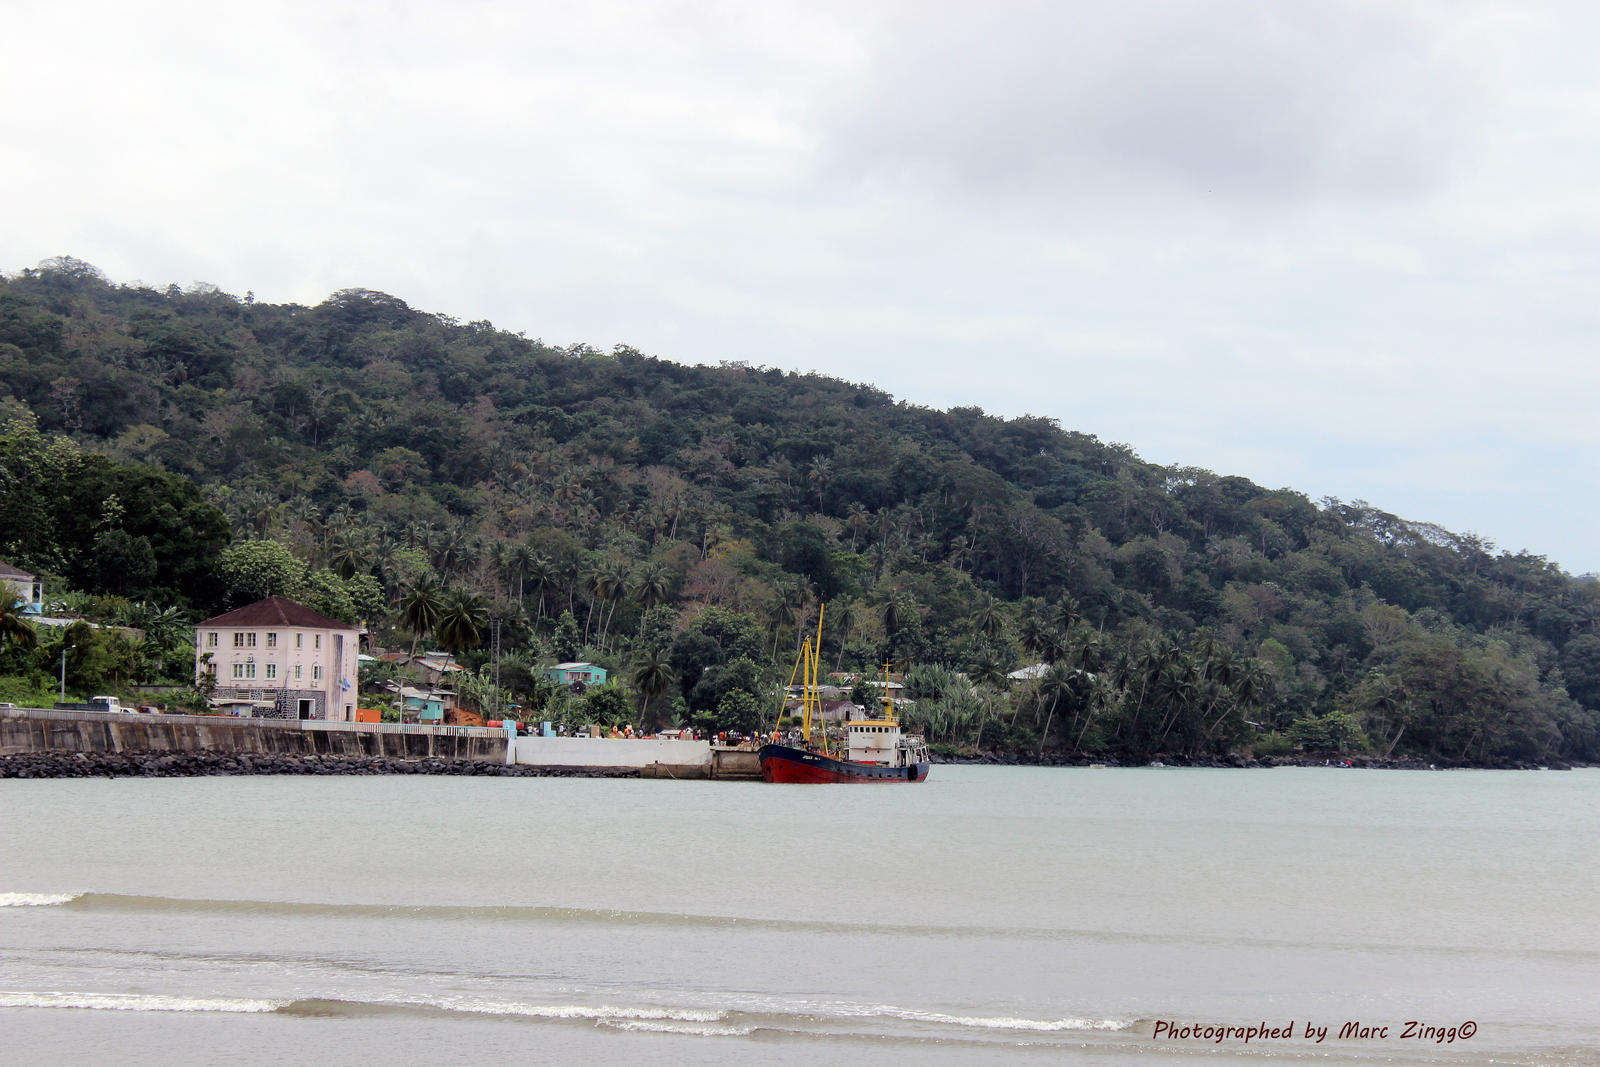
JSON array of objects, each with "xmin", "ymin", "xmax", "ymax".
[
  {"xmin": 59, "ymin": 644, "xmax": 74, "ymax": 703},
  {"xmin": 491, "ymin": 617, "xmax": 502, "ymax": 720}
]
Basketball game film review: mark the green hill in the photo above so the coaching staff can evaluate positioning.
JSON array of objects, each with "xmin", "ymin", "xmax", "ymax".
[{"xmin": 3, "ymin": 257, "xmax": 1597, "ymax": 765}]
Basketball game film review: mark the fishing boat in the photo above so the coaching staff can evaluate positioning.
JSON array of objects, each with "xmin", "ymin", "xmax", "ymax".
[{"xmin": 758, "ymin": 606, "xmax": 931, "ymax": 784}]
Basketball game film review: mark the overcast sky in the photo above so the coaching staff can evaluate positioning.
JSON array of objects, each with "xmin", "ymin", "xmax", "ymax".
[{"xmin": 6, "ymin": 0, "xmax": 1598, "ymax": 573}]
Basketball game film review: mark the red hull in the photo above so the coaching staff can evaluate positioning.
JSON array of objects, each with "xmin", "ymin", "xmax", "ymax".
[{"xmin": 759, "ymin": 744, "xmax": 930, "ymax": 783}]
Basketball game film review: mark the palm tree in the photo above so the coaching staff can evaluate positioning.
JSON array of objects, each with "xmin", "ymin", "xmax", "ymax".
[
  {"xmin": 971, "ymin": 592, "xmax": 1007, "ymax": 642},
  {"xmin": 970, "ymin": 650, "xmax": 1010, "ymax": 696},
  {"xmin": 1037, "ymin": 663, "xmax": 1075, "ymax": 755},
  {"xmin": 399, "ymin": 582, "xmax": 444, "ymax": 659},
  {"xmin": 502, "ymin": 542, "xmax": 535, "ymax": 603},
  {"xmin": 845, "ymin": 503, "xmax": 869, "ymax": 552},
  {"xmin": 0, "ymin": 592, "xmax": 38, "ymax": 658},
  {"xmin": 1017, "ymin": 599, "xmax": 1051, "ymax": 663},
  {"xmin": 527, "ymin": 552, "xmax": 555, "ymax": 621},
  {"xmin": 830, "ymin": 598, "xmax": 858, "ymax": 670},
  {"xmin": 1054, "ymin": 593, "xmax": 1081, "ymax": 635},
  {"xmin": 806, "ymin": 456, "xmax": 833, "ymax": 513},
  {"xmin": 632, "ymin": 559, "xmax": 672, "ymax": 610},
  {"xmin": 434, "ymin": 588, "xmax": 489, "ymax": 656},
  {"xmin": 327, "ymin": 532, "xmax": 367, "ymax": 580},
  {"xmin": 630, "ymin": 647, "xmax": 677, "ymax": 728},
  {"xmin": 594, "ymin": 556, "xmax": 631, "ymax": 647}
]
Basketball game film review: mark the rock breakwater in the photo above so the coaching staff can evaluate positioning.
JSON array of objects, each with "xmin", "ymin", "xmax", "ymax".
[{"xmin": 0, "ymin": 752, "xmax": 640, "ymax": 779}]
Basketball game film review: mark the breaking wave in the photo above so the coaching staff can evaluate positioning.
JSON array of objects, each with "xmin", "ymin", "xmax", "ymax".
[
  {"xmin": 0, "ymin": 892, "xmax": 83, "ymax": 907},
  {"xmin": 0, "ymin": 991, "xmax": 284, "ymax": 1013},
  {"xmin": 0, "ymin": 988, "xmax": 1129, "ymax": 1039}
]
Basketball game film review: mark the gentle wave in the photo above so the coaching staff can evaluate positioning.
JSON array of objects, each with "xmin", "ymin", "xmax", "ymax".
[
  {"xmin": 0, "ymin": 987, "xmax": 1121, "ymax": 1039},
  {"xmin": 602, "ymin": 1020, "xmax": 757, "ymax": 1037},
  {"xmin": 829, "ymin": 1001, "xmax": 1130, "ymax": 1033},
  {"xmin": 891, "ymin": 1010, "xmax": 1129, "ymax": 1032},
  {"xmin": 16, "ymin": 891, "xmax": 1577, "ymax": 961},
  {"xmin": 275, "ymin": 996, "xmax": 733, "ymax": 1025},
  {"xmin": 0, "ymin": 990, "xmax": 285, "ymax": 1013},
  {"xmin": 0, "ymin": 892, "xmax": 83, "ymax": 907},
  {"xmin": 11, "ymin": 890, "xmax": 1050, "ymax": 940}
]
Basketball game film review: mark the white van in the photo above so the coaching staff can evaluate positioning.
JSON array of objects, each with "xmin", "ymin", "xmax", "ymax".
[{"xmin": 90, "ymin": 696, "xmax": 127, "ymax": 713}]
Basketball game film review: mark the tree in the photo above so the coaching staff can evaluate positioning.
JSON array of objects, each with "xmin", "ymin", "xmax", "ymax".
[
  {"xmin": 581, "ymin": 683, "xmax": 632, "ymax": 728},
  {"xmin": 0, "ymin": 592, "xmax": 37, "ymax": 659},
  {"xmin": 399, "ymin": 582, "xmax": 444, "ymax": 658},
  {"xmin": 1559, "ymin": 634, "xmax": 1600, "ymax": 710},
  {"xmin": 632, "ymin": 558, "xmax": 673, "ymax": 610},
  {"xmin": 527, "ymin": 553, "xmax": 556, "ymax": 620},
  {"xmin": 1036, "ymin": 663, "xmax": 1076, "ymax": 755},
  {"xmin": 630, "ymin": 647, "xmax": 677, "ymax": 728},
  {"xmin": 434, "ymin": 588, "xmax": 489, "ymax": 655},
  {"xmin": 214, "ymin": 539, "xmax": 308, "ymax": 610},
  {"xmin": 501, "ymin": 541, "xmax": 535, "ymax": 602}
]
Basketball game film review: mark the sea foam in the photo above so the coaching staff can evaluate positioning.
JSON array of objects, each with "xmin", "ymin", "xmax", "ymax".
[
  {"xmin": 0, "ymin": 991, "xmax": 285, "ymax": 1013},
  {"xmin": 0, "ymin": 892, "xmax": 81, "ymax": 907}
]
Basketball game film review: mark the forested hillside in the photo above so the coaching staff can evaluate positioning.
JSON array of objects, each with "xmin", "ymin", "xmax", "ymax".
[{"xmin": 3, "ymin": 258, "xmax": 1598, "ymax": 765}]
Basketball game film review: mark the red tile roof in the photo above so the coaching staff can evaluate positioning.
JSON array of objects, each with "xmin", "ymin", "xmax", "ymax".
[{"xmin": 198, "ymin": 596, "xmax": 358, "ymax": 630}]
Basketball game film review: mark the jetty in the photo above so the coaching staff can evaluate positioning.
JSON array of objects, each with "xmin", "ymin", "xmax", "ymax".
[{"xmin": 0, "ymin": 707, "xmax": 762, "ymax": 779}]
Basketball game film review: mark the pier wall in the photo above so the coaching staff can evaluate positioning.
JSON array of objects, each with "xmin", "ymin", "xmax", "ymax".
[{"xmin": 0, "ymin": 707, "xmax": 508, "ymax": 762}]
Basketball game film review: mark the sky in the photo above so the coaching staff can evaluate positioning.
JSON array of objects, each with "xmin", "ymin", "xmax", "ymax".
[{"xmin": 5, "ymin": 0, "xmax": 1598, "ymax": 573}]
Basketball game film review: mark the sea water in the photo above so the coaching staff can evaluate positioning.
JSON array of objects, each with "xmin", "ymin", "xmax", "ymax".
[{"xmin": 2, "ymin": 766, "xmax": 1596, "ymax": 1064}]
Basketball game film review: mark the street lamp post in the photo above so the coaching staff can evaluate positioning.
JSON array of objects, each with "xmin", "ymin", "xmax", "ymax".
[{"xmin": 59, "ymin": 644, "xmax": 75, "ymax": 703}]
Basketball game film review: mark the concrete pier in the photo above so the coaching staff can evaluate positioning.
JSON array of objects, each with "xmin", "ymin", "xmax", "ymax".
[
  {"xmin": 1, "ymin": 708, "xmax": 770, "ymax": 779},
  {"xmin": 1, "ymin": 707, "xmax": 508, "ymax": 762}
]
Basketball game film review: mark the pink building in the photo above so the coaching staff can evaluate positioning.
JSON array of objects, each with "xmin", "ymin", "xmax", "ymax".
[{"xmin": 194, "ymin": 597, "xmax": 360, "ymax": 721}]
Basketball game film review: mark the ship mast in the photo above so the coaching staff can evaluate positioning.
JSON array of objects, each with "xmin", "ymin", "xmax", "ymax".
[
  {"xmin": 879, "ymin": 663, "xmax": 897, "ymax": 724},
  {"xmin": 809, "ymin": 603, "xmax": 826, "ymax": 755}
]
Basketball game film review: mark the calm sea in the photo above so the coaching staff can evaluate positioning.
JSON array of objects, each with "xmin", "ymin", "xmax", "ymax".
[{"xmin": 2, "ymin": 766, "xmax": 1596, "ymax": 1065}]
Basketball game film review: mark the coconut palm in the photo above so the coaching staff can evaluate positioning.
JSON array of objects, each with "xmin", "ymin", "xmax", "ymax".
[
  {"xmin": 632, "ymin": 559, "xmax": 672, "ymax": 610},
  {"xmin": 970, "ymin": 650, "xmax": 1010, "ymax": 696},
  {"xmin": 806, "ymin": 456, "xmax": 833, "ymax": 512},
  {"xmin": 845, "ymin": 502, "xmax": 869, "ymax": 552},
  {"xmin": 1036, "ymin": 663, "xmax": 1076, "ymax": 755},
  {"xmin": 326, "ymin": 532, "xmax": 367, "ymax": 580},
  {"xmin": 433, "ymin": 588, "xmax": 490, "ymax": 656},
  {"xmin": 971, "ymin": 592, "xmax": 1007, "ymax": 642},
  {"xmin": 502, "ymin": 542, "xmax": 535, "ymax": 603},
  {"xmin": 1016, "ymin": 599, "xmax": 1051, "ymax": 663},
  {"xmin": 594, "ymin": 556, "xmax": 631, "ymax": 647},
  {"xmin": 399, "ymin": 582, "xmax": 445, "ymax": 659},
  {"xmin": 0, "ymin": 592, "xmax": 38, "ymax": 658},
  {"xmin": 630, "ymin": 647, "xmax": 677, "ymax": 727},
  {"xmin": 526, "ymin": 552, "xmax": 556, "ymax": 621}
]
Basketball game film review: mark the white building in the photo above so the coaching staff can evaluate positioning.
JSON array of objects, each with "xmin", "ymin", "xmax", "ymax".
[
  {"xmin": 0, "ymin": 561, "xmax": 43, "ymax": 612},
  {"xmin": 195, "ymin": 597, "xmax": 360, "ymax": 721}
]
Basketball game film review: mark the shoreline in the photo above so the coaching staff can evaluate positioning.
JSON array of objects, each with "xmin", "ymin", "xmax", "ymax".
[
  {"xmin": 0, "ymin": 752, "xmax": 640, "ymax": 779},
  {"xmin": 3, "ymin": 751, "xmax": 1588, "ymax": 779},
  {"xmin": 946, "ymin": 752, "xmax": 1588, "ymax": 771}
]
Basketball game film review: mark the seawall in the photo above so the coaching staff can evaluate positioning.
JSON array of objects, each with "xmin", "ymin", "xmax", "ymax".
[{"xmin": 1, "ymin": 707, "xmax": 508, "ymax": 762}]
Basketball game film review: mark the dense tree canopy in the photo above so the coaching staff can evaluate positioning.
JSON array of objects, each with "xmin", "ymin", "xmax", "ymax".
[{"xmin": 3, "ymin": 259, "xmax": 1597, "ymax": 763}]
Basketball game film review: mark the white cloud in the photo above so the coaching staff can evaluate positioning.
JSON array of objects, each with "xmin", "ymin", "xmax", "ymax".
[{"xmin": 4, "ymin": 0, "xmax": 1598, "ymax": 571}]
